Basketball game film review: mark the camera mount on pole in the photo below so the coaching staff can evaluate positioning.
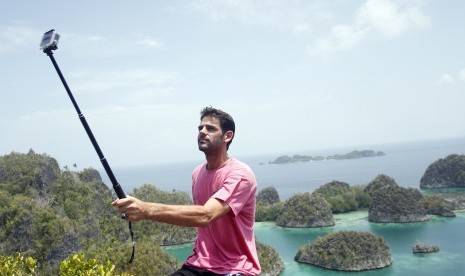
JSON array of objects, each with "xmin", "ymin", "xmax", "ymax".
[{"xmin": 40, "ymin": 29, "xmax": 134, "ymax": 263}]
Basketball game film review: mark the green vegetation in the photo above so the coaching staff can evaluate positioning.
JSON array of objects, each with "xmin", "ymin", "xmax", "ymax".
[
  {"xmin": 0, "ymin": 149, "xmax": 60, "ymax": 197},
  {"xmin": 256, "ymin": 241, "xmax": 284, "ymax": 276},
  {"xmin": 366, "ymin": 174, "xmax": 428, "ymax": 223},
  {"xmin": 255, "ymin": 201, "xmax": 284, "ymax": 222},
  {"xmin": 352, "ymin": 185, "xmax": 371, "ymax": 208},
  {"xmin": 131, "ymin": 184, "xmax": 197, "ymax": 245},
  {"xmin": 256, "ymin": 186, "xmax": 283, "ymax": 222},
  {"xmin": 0, "ymin": 151, "xmax": 179, "ymax": 274},
  {"xmin": 276, "ymin": 192, "xmax": 334, "ymax": 228},
  {"xmin": 256, "ymin": 183, "xmax": 370, "ymax": 222},
  {"xmin": 0, "ymin": 253, "xmax": 37, "ymax": 275},
  {"xmin": 257, "ymin": 186, "xmax": 280, "ymax": 205},
  {"xmin": 420, "ymin": 154, "xmax": 465, "ymax": 188},
  {"xmin": 420, "ymin": 194, "xmax": 454, "ymax": 210},
  {"xmin": 60, "ymin": 253, "xmax": 133, "ymax": 276},
  {"xmin": 312, "ymin": 181, "xmax": 358, "ymax": 213},
  {"xmin": 295, "ymin": 231, "xmax": 392, "ymax": 271},
  {"xmin": 364, "ymin": 174, "xmax": 397, "ymax": 196},
  {"xmin": 0, "ymin": 150, "xmax": 284, "ymax": 275},
  {"xmin": 419, "ymin": 194, "xmax": 456, "ymax": 216}
]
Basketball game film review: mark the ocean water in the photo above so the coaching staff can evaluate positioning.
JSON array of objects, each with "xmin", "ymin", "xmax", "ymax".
[
  {"xmin": 101, "ymin": 137, "xmax": 465, "ymax": 275},
  {"xmin": 106, "ymin": 137, "xmax": 465, "ymax": 200},
  {"xmin": 165, "ymin": 211, "xmax": 465, "ymax": 275}
]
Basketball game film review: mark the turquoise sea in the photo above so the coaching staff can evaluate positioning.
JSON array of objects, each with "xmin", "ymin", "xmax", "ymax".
[
  {"xmin": 102, "ymin": 137, "xmax": 465, "ymax": 275},
  {"xmin": 165, "ymin": 211, "xmax": 465, "ymax": 275}
]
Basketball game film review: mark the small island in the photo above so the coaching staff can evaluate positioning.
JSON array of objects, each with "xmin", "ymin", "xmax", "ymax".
[
  {"xmin": 295, "ymin": 231, "xmax": 393, "ymax": 271},
  {"xmin": 276, "ymin": 193, "xmax": 334, "ymax": 228},
  {"xmin": 412, "ymin": 240, "xmax": 440, "ymax": 254},
  {"xmin": 365, "ymin": 174, "xmax": 429, "ymax": 223},
  {"xmin": 268, "ymin": 150, "xmax": 385, "ymax": 164},
  {"xmin": 420, "ymin": 154, "xmax": 465, "ymax": 188}
]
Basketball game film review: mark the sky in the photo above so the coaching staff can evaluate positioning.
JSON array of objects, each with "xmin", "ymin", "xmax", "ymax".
[{"xmin": 1, "ymin": 0, "xmax": 464, "ymax": 169}]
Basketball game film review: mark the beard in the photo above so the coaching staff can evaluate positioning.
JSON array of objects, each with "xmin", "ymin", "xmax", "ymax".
[{"xmin": 198, "ymin": 137, "xmax": 223, "ymax": 154}]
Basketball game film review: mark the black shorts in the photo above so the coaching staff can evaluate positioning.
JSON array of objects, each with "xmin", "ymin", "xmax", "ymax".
[{"xmin": 170, "ymin": 265, "xmax": 243, "ymax": 276}]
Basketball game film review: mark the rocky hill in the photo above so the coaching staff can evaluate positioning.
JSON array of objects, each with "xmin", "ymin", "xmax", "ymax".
[
  {"xmin": 0, "ymin": 150, "xmax": 181, "ymax": 274},
  {"xmin": 256, "ymin": 241, "xmax": 285, "ymax": 276},
  {"xmin": 0, "ymin": 149, "xmax": 60, "ymax": 197},
  {"xmin": 365, "ymin": 174, "xmax": 429, "ymax": 223},
  {"xmin": 276, "ymin": 193, "xmax": 334, "ymax": 227},
  {"xmin": 312, "ymin": 180, "xmax": 358, "ymax": 213},
  {"xmin": 0, "ymin": 150, "xmax": 283, "ymax": 275},
  {"xmin": 420, "ymin": 154, "xmax": 465, "ymax": 188},
  {"xmin": 257, "ymin": 186, "xmax": 280, "ymax": 205},
  {"xmin": 295, "ymin": 231, "xmax": 392, "ymax": 271},
  {"xmin": 413, "ymin": 240, "xmax": 440, "ymax": 253}
]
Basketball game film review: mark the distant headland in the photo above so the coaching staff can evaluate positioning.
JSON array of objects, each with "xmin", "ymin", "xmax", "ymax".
[{"xmin": 266, "ymin": 149, "xmax": 386, "ymax": 164}]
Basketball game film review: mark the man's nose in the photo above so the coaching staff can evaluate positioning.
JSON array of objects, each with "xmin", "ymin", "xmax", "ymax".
[{"xmin": 198, "ymin": 127, "xmax": 207, "ymax": 136}]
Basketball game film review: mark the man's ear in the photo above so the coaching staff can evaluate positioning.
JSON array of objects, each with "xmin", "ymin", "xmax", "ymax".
[{"xmin": 224, "ymin": 130, "xmax": 234, "ymax": 143}]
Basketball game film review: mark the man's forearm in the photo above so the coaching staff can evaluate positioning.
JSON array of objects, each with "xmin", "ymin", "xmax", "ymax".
[{"xmin": 144, "ymin": 202, "xmax": 215, "ymax": 227}]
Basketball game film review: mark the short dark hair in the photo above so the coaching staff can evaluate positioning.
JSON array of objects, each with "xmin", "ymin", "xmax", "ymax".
[{"xmin": 200, "ymin": 106, "xmax": 235, "ymax": 149}]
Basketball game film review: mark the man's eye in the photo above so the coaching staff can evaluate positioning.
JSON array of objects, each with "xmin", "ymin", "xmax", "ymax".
[{"xmin": 198, "ymin": 125, "xmax": 217, "ymax": 132}]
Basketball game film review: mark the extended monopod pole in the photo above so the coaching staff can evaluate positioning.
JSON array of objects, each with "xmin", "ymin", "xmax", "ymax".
[{"xmin": 40, "ymin": 29, "xmax": 134, "ymax": 262}]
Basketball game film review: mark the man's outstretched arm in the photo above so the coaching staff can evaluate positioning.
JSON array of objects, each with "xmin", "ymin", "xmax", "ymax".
[{"xmin": 112, "ymin": 195, "xmax": 231, "ymax": 227}]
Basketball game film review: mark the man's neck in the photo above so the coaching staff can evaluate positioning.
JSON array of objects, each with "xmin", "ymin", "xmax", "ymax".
[{"xmin": 205, "ymin": 152, "xmax": 230, "ymax": 170}]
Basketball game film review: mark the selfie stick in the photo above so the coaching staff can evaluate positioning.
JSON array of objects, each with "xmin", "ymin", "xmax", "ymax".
[
  {"xmin": 40, "ymin": 29, "xmax": 134, "ymax": 262},
  {"xmin": 40, "ymin": 29, "xmax": 126, "ymax": 199}
]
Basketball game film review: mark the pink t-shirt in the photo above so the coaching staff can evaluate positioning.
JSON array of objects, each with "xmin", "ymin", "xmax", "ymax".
[{"xmin": 184, "ymin": 158, "xmax": 261, "ymax": 275}]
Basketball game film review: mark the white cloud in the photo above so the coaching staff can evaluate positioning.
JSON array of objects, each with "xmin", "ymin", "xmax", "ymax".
[
  {"xmin": 14, "ymin": 102, "xmax": 201, "ymax": 166},
  {"xmin": 459, "ymin": 69, "xmax": 465, "ymax": 81},
  {"xmin": 191, "ymin": 0, "xmax": 329, "ymax": 34},
  {"xmin": 72, "ymin": 69, "xmax": 175, "ymax": 92},
  {"xmin": 307, "ymin": 0, "xmax": 431, "ymax": 57},
  {"xmin": 437, "ymin": 73, "xmax": 454, "ymax": 84},
  {"xmin": 135, "ymin": 34, "xmax": 165, "ymax": 50},
  {"xmin": 52, "ymin": 68, "xmax": 181, "ymax": 109},
  {"xmin": 62, "ymin": 32, "xmax": 165, "ymax": 58},
  {"xmin": 437, "ymin": 69, "xmax": 465, "ymax": 84},
  {"xmin": 0, "ymin": 24, "xmax": 165, "ymax": 57},
  {"xmin": 357, "ymin": 0, "xmax": 430, "ymax": 37},
  {"xmin": 308, "ymin": 24, "xmax": 367, "ymax": 56},
  {"xmin": 0, "ymin": 24, "xmax": 38, "ymax": 54},
  {"xmin": 191, "ymin": 0, "xmax": 430, "ymax": 57}
]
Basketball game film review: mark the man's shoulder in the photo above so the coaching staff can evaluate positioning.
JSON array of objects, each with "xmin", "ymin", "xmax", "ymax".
[
  {"xmin": 229, "ymin": 157, "xmax": 249, "ymax": 168},
  {"xmin": 229, "ymin": 157, "xmax": 245, "ymax": 165},
  {"xmin": 229, "ymin": 158, "xmax": 255, "ymax": 177},
  {"xmin": 193, "ymin": 163, "xmax": 206, "ymax": 175}
]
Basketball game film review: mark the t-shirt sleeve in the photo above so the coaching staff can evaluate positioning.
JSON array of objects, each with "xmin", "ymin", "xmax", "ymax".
[{"xmin": 213, "ymin": 171, "xmax": 254, "ymax": 216}]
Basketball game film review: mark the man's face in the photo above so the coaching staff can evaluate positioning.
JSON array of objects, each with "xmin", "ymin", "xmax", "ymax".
[{"xmin": 197, "ymin": 116, "xmax": 226, "ymax": 154}]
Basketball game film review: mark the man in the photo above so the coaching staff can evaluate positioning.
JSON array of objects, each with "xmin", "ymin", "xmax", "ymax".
[{"xmin": 112, "ymin": 106, "xmax": 261, "ymax": 276}]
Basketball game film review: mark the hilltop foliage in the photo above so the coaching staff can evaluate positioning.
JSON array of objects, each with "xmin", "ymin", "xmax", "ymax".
[
  {"xmin": 0, "ymin": 151, "xmax": 179, "ymax": 274},
  {"xmin": 276, "ymin": 192, "xmax": 334, "ymax": 228},
  {"xmin": 420, "ymin": 154, "xmax": 465, "ymax": 188},
  {"xmin": 257, "ymin": 186, "xmax": 280, "ymax": 205},
  {"xmin": 295, "ymin": 231, "xmax": 392, "ymax": 271},
  {"xmin": 312, "ymin": 181, "xmax": 358, "ymax": 213},
  {"xmin": 0, "ymin": 150, "xmax": 283, "ymax": 275},
  {"xmin": 366, "ymin": 174, "xmax": 428, "ymax": 223},
  {"xmin": 255, "ymin": 201, "xmax": 283, "ymax": 222},
  {"xmin": 419, "ymin": 194, "xmax": 456, "ymax": 217},
  {"xmin": 132, "ymin": 184, "xmax": 197, "ymax": 245},
  {"xmin": 0, "ymin": 253, "xmax": 38, "ymax": 275},
  {"xmin": 256, "ymin": 186, "xmax": 282, "ymax": 222},
  {"xmin": 256, "ymin": 183, "xmax": 370, "ymax": 222},
  {"xmin": 256, "ymin": 241, "xmax": 284, "ymax": 276}
]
